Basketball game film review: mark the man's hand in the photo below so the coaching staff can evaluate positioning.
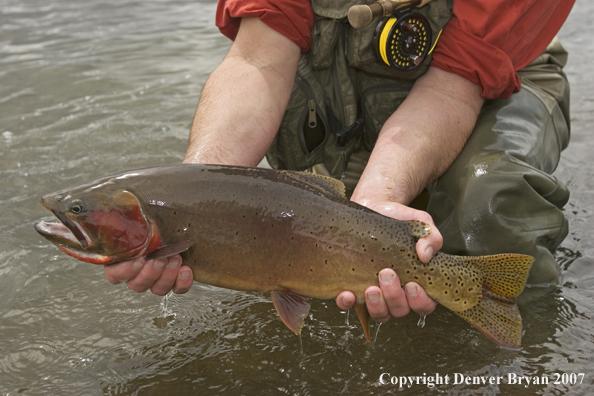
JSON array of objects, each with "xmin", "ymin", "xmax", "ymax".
[
  {"xmin": 335, "ymin": 200, "xmax": 440, "ymax": 321},
  {"xmin": 103, "ymin": 255, "xmax": 193, "ymax": 296},
  {"xmin": 334, "ymin": 66, "xmax": 483, "ymax": 321}
]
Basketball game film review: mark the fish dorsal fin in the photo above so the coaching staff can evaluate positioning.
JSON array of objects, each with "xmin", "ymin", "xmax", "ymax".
[
  {"xmin": 354, "ymin": 302, "xmax": 371, "ymax": 342},
  {"xmin": 145, "ymin": 240, "xmax": 195, "ymax": 260},
  {"xmin": 283, "ymin": 171, "xmax": 346, "ymax": 197},
  {"xmin": 403, "ymin": 220, "xmax": 431, "ymax": 239},
  {"xmin": 270, "ymin": 291, "xmax": 311, "ymax": 335}
]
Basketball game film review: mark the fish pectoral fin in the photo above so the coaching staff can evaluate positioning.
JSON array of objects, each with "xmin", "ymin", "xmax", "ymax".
[
  {"xmin": 452, "ymin": 289, "xmax": 523, "ymax": 350},
  {"xmin": 354, "ymin": 302, "xmax": 371, "ymax": 342},
  {"xmin": 270, "ymin": 291, "xmax": 311, "ymax": 335},
  {"xmin": 403, "ymin": 220, "xmax": 431, "ymax": 239},
  {"xmin": 145, "ymin": 240, "xmax": 195, "ymax": 260}
]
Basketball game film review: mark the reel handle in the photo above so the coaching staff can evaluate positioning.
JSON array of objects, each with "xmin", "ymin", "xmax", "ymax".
[{"xmin": 348, "ymin": 0, "xmax": 421, "ymax": 29}]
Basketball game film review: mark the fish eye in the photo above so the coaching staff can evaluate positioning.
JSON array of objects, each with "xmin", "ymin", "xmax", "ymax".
[{"xmin": 69, "ymin": 199, "xmax": 86, "ymax": 214}]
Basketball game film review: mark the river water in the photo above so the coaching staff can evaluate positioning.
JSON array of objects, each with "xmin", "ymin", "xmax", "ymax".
[{"xmin": 1, "ymin": 1, "xmax": 592, "ymax": 395}]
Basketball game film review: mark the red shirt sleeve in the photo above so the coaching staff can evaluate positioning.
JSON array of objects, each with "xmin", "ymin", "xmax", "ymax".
[
  {"xmin": 431, "ymin": 0, "xmax": 575, "ymax": 99},
  {"xmin": 216, "ymin": 0, "xmax": 315, "ymax": 53}
]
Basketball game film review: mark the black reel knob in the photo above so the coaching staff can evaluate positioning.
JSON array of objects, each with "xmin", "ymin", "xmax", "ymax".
[{"xmin": 375, "ymin": 12, "xmax": 432, "ymax": 71}]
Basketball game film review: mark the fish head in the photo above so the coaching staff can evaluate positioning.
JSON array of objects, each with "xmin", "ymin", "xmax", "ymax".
[{"xmin": 34, "ymin": 179, "xmax": 157, "ymax": 265}]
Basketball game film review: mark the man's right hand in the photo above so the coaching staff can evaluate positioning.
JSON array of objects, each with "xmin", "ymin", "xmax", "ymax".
[{"xmin": 103, "ymin": 254, "xmax": 193, "ymax": 296}]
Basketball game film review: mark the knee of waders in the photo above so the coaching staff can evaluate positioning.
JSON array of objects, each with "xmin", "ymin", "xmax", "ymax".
[{"xmin": 427, "ymin": 153, "xmax": 569, "ymax": 267}]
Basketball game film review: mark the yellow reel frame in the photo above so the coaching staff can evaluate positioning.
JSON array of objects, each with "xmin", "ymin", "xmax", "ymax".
[{"xmin": 374, "ymin": 10, "xmax": 434, "ymax": 71}]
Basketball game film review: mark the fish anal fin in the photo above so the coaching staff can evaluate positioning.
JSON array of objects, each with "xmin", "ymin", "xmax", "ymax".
[
  {"xmin": 354, "ymin": 302, "xmax": 371, "ymax": 342},
  {"xmin": 404, "ymin": 220, "xmax": 431, "ymax": 239},
  {"xmin": 145, "ymin": 240, "xmax": 195, "ymax": 260},
  {"xmin": 453, "ymin": 287, "xmax": 523, "ymax": 350},
  {"xmin": 270, "ymin": 291, "xmax": 311, "ymax": 335}
]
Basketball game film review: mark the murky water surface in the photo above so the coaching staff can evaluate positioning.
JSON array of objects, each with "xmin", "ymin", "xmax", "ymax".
[{"xmin": 1, "ymin": 1, "xmax": 592, "ymax": 394}]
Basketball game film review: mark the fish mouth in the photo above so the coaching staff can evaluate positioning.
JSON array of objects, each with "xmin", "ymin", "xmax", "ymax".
[
  {"xmin": 34, "ymin": 219, "xmax": 81, "ymax": 248},
  {"xmin": 34, "ymin": 213, "xmax": 114, "ymax": 264},
  {"xmin": 34, "ymin": 202, "xmax": 91, "ymax": 251},
  {"xmin": 34, "ymin": 210, "xmax": 90, "ymax": 250}
]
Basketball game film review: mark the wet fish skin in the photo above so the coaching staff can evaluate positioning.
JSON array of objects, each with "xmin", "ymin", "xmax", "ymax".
[{"xmin": 34, "ymin": 164, "xmax": 533, "ymax": 349}]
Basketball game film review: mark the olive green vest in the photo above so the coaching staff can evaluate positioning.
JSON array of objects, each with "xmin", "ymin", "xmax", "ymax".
[{"xmin": 266, "ymin": 0, "xmax": 454, "ymax": 179}]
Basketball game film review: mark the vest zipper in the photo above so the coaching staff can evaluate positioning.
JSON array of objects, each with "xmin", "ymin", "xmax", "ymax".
[
  {"xmin": 307, "ymin": 99, "xmax": 317, "ymax": 128},
  {"xmin": 295, "ymin": 73, "xmax": 329, "ymax": 154}
]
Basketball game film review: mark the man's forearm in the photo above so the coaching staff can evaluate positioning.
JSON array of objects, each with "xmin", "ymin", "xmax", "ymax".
[
  {"xmin": 183, "ymin": 18, "xmax": 300, "ymax": 166},
  {"xmin": 353, "ymin": 67, "xmax": 484, "ymax": 205}
]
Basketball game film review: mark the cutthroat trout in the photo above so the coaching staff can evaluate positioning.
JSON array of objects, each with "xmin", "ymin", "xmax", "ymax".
[{"xmin": 34, "ymin": 164, "xmax": 533, "ymax": 349}]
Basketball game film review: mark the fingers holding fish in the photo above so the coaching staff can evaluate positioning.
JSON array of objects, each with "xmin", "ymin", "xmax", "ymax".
[
  {"xmin": 172, "ymin": 266, "xmax": 193, "ymax": 294},
  {"xmin": 365, "ymin": 286, "xmax": 392, "ymax": 323},
  {"xmin": 413, "ymin": 213, "xmax": 442, "ymax": 263},
  {"xmin": 376, "ymin": 269, "xmax": 410, "ymax": 318},
  {"xmin": 404, "ymin": 282, "xmax": 437, "ymax": 316},
  {"xmin": 121, "ymin": 257, "xmax": 170, "ymax": 292},
  {"xmin": 351, "ymin": 199, "xmax": 443, "ymax": 263},
  {"xmin": 335, "ymin": 290, "xmax": 356, "ymax": 311},
  {"xmin": 148, "ymin": 255, "xmax": 187, "ymax": 296},
  {"xmin": 103, "ymin": 257, "xmax": 146, "ymax": 285}
]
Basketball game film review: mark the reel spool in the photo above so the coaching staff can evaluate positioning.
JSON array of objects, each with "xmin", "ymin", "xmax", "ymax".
[{"xmin": 375, "ymin": 11, "xmax": 432, "ymax": 71}]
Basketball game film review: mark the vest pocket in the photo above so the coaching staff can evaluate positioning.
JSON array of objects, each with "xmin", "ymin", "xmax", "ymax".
[
  {"xmin": 267, "ymin": 58, "xmax": 329, "ymax": 171},
  {"xmin": 296, "ymin": 75, "xmax": 329, "ymax": 154}
]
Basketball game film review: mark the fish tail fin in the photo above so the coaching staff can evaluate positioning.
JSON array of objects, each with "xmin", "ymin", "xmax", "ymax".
[
  {"xmin": 466, "ymin": 253, "xmax": 534, "ymax": 299},
  {"xmin": 454, "ymin": 253, "xmax": 534, "ymax": 349}
]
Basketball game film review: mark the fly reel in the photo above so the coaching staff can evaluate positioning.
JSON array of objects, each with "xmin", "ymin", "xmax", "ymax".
[{"xmin": 375, "ymin": 10, "xmax": 432, "ymax": 71}]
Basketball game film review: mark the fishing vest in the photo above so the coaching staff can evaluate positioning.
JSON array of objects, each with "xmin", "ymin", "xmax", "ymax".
[{"xmin": 266, "ymin": 0, "xmax": 454, "ymax": 179}]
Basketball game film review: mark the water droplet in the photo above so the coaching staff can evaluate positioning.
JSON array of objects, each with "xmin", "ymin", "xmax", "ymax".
[
  {"xmin": 372, "ymin": 322, "xmax": 382, "ymax": 348},
  {"xmin": 417, "ymin": 315, "xmax": 426, "ymax": 328}
]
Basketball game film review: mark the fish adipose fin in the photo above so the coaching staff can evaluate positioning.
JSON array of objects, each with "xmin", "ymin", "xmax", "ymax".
[
  {"xmin": 354, "ymin": 302, "xmax": 371, "ymax": 342},
  {"xmin": 145, "ymin": 240, "xmax": 195, "ymax": 260},
  {"xmin": 271, "ymin": 291, "xmax": 311, "ymax": 335},
  {"xmin": 453, "ymin": 253, "xmax": 534, "ymax": 349},
  {"xmin": 403, "ymin": 220, "xmax": 431, "ymax": 239}
]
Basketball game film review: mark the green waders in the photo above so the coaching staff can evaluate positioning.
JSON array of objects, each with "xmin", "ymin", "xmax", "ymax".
[{"xmin": 425, "ymin": 38, "xmax": 571, "ymax": 285}]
